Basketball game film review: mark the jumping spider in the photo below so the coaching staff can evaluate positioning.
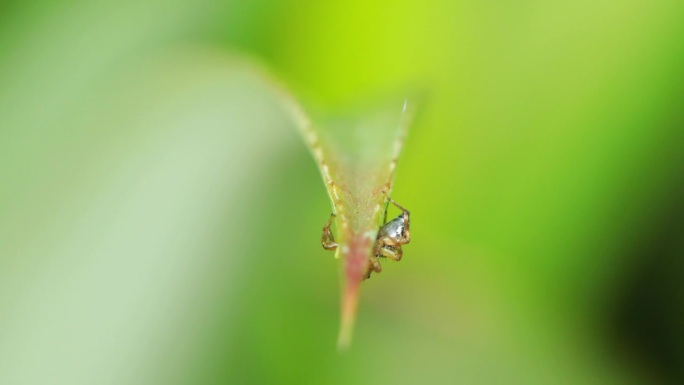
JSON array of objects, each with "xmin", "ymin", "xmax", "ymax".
[{"xmin": 321, "ymin": 197, "xmax": 410, "ymax": 279}]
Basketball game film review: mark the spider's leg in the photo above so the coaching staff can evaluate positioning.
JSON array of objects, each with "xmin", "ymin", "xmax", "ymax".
[
  {"xmin": 383, "ymin": 197, "xmax": 390, "ymax": 225},
  {"xmin": 365, "ymin": 255, "xmax": 382, "ymax": 280},
  {"xmin": 388, "ymin": 197, "xmax": 409, "ymax": 215},
  {"xmin": 377, "ymin": 242, "xmax": 403, "ymax": 261},
  {"xmin": 369, "ymin": 255, "xmax": 382, "ymax": 272},
  {"xmin": 321, "ymin": 213, "xmax": 338, "ymax": 251}
]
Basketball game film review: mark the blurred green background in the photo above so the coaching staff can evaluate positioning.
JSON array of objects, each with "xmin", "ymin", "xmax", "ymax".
[{"xmin": 1, "ymin": 1, "xmax": 684, "ymax": 384}]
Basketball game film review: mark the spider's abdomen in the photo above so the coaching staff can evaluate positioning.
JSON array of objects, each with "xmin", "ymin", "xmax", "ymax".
[{"xmin": 377, "ymin": 215, "xmax": 406, "ymax": 240}]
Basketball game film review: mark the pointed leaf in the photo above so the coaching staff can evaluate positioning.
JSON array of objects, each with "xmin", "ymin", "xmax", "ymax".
[{"xmin": 297, "ymin": 99, "xmax": 415, "ymax": 349}]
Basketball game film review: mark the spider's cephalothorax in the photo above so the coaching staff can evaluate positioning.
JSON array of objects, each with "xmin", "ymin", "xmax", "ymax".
[{"xmin": 321, "ymin": 197, "xmax": 410, "ymax": 280}]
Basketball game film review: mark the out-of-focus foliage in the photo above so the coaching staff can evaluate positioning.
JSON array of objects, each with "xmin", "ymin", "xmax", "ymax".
[{"xmin": 1, "ymin": 1, "xmax": 684, "ymax": 385}]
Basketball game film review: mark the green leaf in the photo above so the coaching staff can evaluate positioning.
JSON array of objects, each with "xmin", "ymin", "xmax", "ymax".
[{"xmin": 296, "ymin": 98, "xmax": 415, "ymax": 349}]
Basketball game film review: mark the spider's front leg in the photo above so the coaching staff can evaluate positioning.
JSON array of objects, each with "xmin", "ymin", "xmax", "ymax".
[{"xmin": 321, "ymin": 213, "xmax": 338, "ymax": 251}]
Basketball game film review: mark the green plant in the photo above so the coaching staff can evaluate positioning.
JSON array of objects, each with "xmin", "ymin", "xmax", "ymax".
[{"xmin": 294, "ymin": 98, "xmax": 415, "ymax": 348}]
